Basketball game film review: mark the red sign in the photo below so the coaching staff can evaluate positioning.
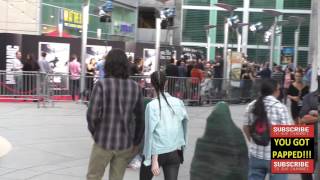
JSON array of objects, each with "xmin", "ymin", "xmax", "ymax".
[
  {"xmin": 271, "ymin": 125, "xmax": 315, "ymax": 174},
  {"xmin": 271, "ymin": 159, "xmax": 314, "ymax": 173},
  {"xmin": 271, "ymin": 125, "xmax": 314, "ymax": 138}
]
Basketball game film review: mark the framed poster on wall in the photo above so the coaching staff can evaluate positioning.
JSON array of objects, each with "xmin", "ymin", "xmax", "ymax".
[
  {"xmin": 39, "ymin": 42, "xmax": 70, "ymax": 73},
  {"xmin": 38, "ymin": 42, "xmax": 70, "ymax": 89},
  {"xmin": 86, "ymin": 45, "xmax": 112, "ymax": 65},
  {"xmin": 86, "ymin": 45, "xmax": 112, "ymax": 80},
  {"xmin": 143, "ymin": 49, "xmax": 156, "ymax": 76}
]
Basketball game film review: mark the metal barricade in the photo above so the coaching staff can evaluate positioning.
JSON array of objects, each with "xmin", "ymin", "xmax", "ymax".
[
  {"xmin": 0, "ymin": 70, "xmax": 44, "ymax": 107},
  {"xmin": 46, "ymin": 73, "xmax": 97, "ymax": 105},
  {"xmin": 167, "ymin": 76, "xmax": 201, "ymax": 105},
  {"xmin": 0, "ymin": 70, "xmax": 268, "ymax": 107},
  {"xmin": 198, "ymin": 78, "xmax": 263, "ymax": 104},
  {"xmin": 131, "ymin": 75, "xmax": 155, "ymax": 98}
]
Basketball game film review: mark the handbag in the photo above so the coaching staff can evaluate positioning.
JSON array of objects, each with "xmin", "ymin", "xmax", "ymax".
[{"xmin": 177, "ymin": 149, "xmax": 184, "ymax": 164}]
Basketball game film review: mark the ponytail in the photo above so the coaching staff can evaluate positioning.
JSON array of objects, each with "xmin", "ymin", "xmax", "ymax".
[
  {"xmin": 151, "ymin": 71, "xmax": 175, "ymax": 118},
  {"xmin": 252, "ymin": 79, "xmax": 278, "ymax": 120}
]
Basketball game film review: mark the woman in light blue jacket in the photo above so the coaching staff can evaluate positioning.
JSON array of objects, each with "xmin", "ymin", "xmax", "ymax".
[{"xmin": 140, "ymin": 71, "xmax": 188, "ymax": 180}]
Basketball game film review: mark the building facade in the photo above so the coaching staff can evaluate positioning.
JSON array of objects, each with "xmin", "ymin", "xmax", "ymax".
[
  {"xmin": 0, "ymin": 0, "xmax": 138, "ymax": 41},
  {"xmin": 0, "ymin": 0, "xmax": 41, "ymax": 35},
  {"xmin": 42, "ymin": 0, "xmax": 138, "ymax": 41},
  {"xmin": 181, "ymin": 0, "xmax": 312, "ymax": 66}
]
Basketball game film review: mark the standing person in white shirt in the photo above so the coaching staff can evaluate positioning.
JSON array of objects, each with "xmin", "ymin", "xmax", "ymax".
[
  {"xmin": 243, "ymin": 79, "xmax": 294, "ymax": 180},
  {"xmin": 38, "ymin": 52, "xmax": 52, "ymax": 96},
  {"xmin": 38, "ymin": 52, "xmax": 52, "ymax": 74},
  {"xmin": 12, "ymin": 51, "xmax": 23, "ymax": 92}
]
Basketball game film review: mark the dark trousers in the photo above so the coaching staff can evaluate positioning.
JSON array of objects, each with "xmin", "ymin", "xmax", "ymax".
[
  {"xmin": 70, "ymin": 79, "xmax": 80, "ymax": 101},
  {"xmin": 83, "ymin": 75, "xmax": 94, "ymax": 100},
  {"xmin": 140, "ymin": 151, "xmax": 181, "ymax": 180},
  {"xmin": 213, "ymin": 79, "xmax": 222, "ymax": 93},
  {"xmin": 301, "ymin": 174, "xmax": 312, "ymax": 180}
]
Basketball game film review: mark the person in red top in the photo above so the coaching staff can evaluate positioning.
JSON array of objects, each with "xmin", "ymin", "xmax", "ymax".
[
  {"xmin": 191, "ymin": 63, "xmax": 204, "ymax": 83},
  {"xmin": 191, "ymin": 63, "xmax": 204, "ymax": 100}
]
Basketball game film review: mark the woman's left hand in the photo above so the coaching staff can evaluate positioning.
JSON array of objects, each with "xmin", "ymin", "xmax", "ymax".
[{"xmin": 151, "ymin": 158, "xmax": 160, "ymax": 176}]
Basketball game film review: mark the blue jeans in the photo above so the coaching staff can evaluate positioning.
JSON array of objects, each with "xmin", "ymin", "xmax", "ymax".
[{"xmin": 249, "ymin": 156, "xmax": 288, "ymax": 180}]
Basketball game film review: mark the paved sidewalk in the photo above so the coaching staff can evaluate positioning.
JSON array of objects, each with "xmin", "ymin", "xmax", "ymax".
[{"xmin": 0, "ymin": 103, "xmax": 301, "ymax": 180}]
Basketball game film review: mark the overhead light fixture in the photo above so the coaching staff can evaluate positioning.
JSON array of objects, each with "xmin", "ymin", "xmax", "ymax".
[
  {"xmin": 50, "ymin": 15, "xmax": 54, "ymax": 18},
  {"xmin": 214, "ymin": 3, "xmax": 237, "ymax": 12},
  {"xmin": 275, "ymin": 26, "xmax": 282, "ymax": 35},
  {"xmin": 249, "ymin": 22, "xmax": 263, "ymax": 32},
  {"xmin": 264, "ymin": 28, "xmax": 272, "ymax": 43},
  {"xmin": 43, "ymin": 26, "xmax": 47, "ymax": 30},
  {"xmin": 160, "ymin": 7, "xmax": 176, "ymax": 19},
  {"xmin": 288, "ymin": 16, "xmax": 305, "ymax": 24},
  {"xmin": 262, "ymin": 9, "xmax": 283, "ymax": 17},
  {"xmin": 227, "ymin": 15, "xmax": 240, "ymax": 27}
]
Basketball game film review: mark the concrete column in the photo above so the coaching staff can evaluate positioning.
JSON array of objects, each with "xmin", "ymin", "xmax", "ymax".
[
  {"xmin": 274, "ymin": 0, "xmax": 284, "ymax": 66},
  {"xmin": 209, "ymin": 0, "xmax": 218, "ymax": 62},
  {"xmin": 308, "ymin": 0, "xmax": 317, "ymax": 65},
  {"xmin": 241, "ymin": 0, "xmax": 250, "ymax": 55},
  {"xmin": 310, "ymin": 0, "xmax": 319, "ymax": 92},
  {"xmin": 173, "ymin": 0, "xmax": 182, "ymax": 46},
  {"xmin": 80, "ymin": 0, "xmax": 90, "ymax": 99}
]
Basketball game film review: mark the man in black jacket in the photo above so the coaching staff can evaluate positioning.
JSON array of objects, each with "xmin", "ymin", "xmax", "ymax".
[
  {"xmin": 299, "ymin": 75, "xmax": 320, "ymax": 180},
  {"xmin": 165, "ymin": 58, "xmax": 179, "ymax": 77}
]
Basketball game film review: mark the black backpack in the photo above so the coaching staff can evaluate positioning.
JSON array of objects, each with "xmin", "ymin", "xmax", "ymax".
[
  {"xmin": 249, "ymin": 102, "xmax": 278, "ymax": 146},
  {"xmin": 250, "ymin": 116, "xmax": 270, "ymax": 146}
]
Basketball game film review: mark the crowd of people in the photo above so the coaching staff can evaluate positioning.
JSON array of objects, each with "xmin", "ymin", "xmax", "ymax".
[
  {"xmin": 85, "ymin": 48, "xmax": 318, "ymax": 180},
  {"xmin": 86, "ymin": 49, "xmax": 188, "ymax": 180},
  {"xmin": 5, "ymin": 49, "xmax": 318, "ymax": 180}
]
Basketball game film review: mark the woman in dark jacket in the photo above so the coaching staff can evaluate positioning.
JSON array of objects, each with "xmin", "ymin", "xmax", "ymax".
[
  {"xmin": 287, "ymin": 70, "xmax": 309, "ymax": 123},
  {"xmin": 22, "ymin": 54, "xmax": 39, "ymax": 93}
]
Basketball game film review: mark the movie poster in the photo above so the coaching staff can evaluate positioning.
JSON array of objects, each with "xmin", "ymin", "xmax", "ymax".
[
  {"xmin": 143, "ymin": 49, "xmax": 156, "ymax": 75},
  {"xmin": 5, "ymin": 45, "xmax": 20, "ymax": 84},
  {"xmin": 86, "ymin": 45, "xmax": 112, "ymax": 65},
  {"xmin": 126, "ymin": 52, "xmax": 135, "ymax": 60},
  {"xmin": 228, "ymin": 52, "xmax": 243, "ymax": 87},
  {"xmin": 281, "ymin": 47, "xmax": 294, "ymax": 65},
  {"xmin": 39, "ymin": 42, "xmax": 70, "ymax": 73},
  {"xmin": 39, "ymin": 42, "xmax": 70, "ymax": 89}
]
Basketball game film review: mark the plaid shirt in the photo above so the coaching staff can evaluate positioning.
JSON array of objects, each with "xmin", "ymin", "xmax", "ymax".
[
  {"xmin": 244, "ymin": 95, "xmax": 294, "ymax": 160},
  {"xmin": 87, "ymin": 78, "xmax": 145, "ymax": 150}
]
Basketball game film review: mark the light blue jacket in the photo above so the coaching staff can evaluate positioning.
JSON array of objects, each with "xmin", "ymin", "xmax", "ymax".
[{"xmin": 143, "ymin": 93, "xmax": 188, "ymax": 166}]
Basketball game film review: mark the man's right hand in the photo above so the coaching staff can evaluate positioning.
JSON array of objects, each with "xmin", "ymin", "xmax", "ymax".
[{"xmin": 131, "ymin": 145, "xmax": 139, "ymax": 155}]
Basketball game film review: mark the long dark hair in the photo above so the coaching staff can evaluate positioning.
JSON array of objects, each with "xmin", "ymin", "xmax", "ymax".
[
  {"xmin": 104, "ymin": 49, "xmax": 129, "ymax": 79},
  {"xmin": 150, "ymin": 71, "xmax": 174, "ymax": 115},
  {"xmin": 252, "ymin": 79, "xmax": 278, "ymax": 119}
]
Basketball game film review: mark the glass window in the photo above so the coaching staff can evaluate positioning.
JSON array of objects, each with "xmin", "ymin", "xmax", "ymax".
[
  {"xmin": 250, "ymin": 0, "xmax": 276, "ymax": 8},
  {"xmin": 247, "ymin": 49, "xmax": 269, "ymax": 63},
  {"xmin": 282, "ymin": 14, "xmax": 310, "ymax": 47},
  {"xmin": 248, "ymin": 12, "xmax": 275, "ymax": 45},
  {"xmin": 283, "ymin": 0, "xmax": 311, "ymax": 10},
  {"xmin": 184, "ymin": 0, "xmax": 210, "ymax": 6},
  {"xmin": 182, "ymin": 10, "xmax": 209, "ymax": 43},
  {"xmin": 216, "ymin": 11, "xmax": 243, "ymax": 44},
  {"xmin": 217, "ymin": 0, "xmax": 244, "ymax": 7}
]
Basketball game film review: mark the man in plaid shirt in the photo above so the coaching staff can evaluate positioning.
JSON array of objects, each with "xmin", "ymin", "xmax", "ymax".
[
  {"xmin": 243, "ymin": 79, "xmax": 294, "ymax": 180},
  {"xmin": 86, "ymin": 49, "xmax": 144, "ymax": 180}
]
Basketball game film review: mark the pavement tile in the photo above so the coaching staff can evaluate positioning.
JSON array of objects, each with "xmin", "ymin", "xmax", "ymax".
[{"xmin": 0, "ymin": 103, "xmax": 303, "ymax": 180}]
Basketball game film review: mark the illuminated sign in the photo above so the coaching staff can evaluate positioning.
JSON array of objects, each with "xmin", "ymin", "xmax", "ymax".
[
  {"xmin": 114, "ymin": 22, "xmax": 134, "ymax": 33},
  {"xmin": 63, "ymin": 9, "xmax": 82, "ymax": 29}
]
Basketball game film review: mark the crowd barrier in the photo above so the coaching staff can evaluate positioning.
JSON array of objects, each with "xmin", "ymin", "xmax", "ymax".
[
  {"xmin": 0, "ymin": 71, "xmax": 268, "ymax": 107},
  {"xmin": 0, "ymin": 71, "xmax": 46, "ymax": 107}
]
